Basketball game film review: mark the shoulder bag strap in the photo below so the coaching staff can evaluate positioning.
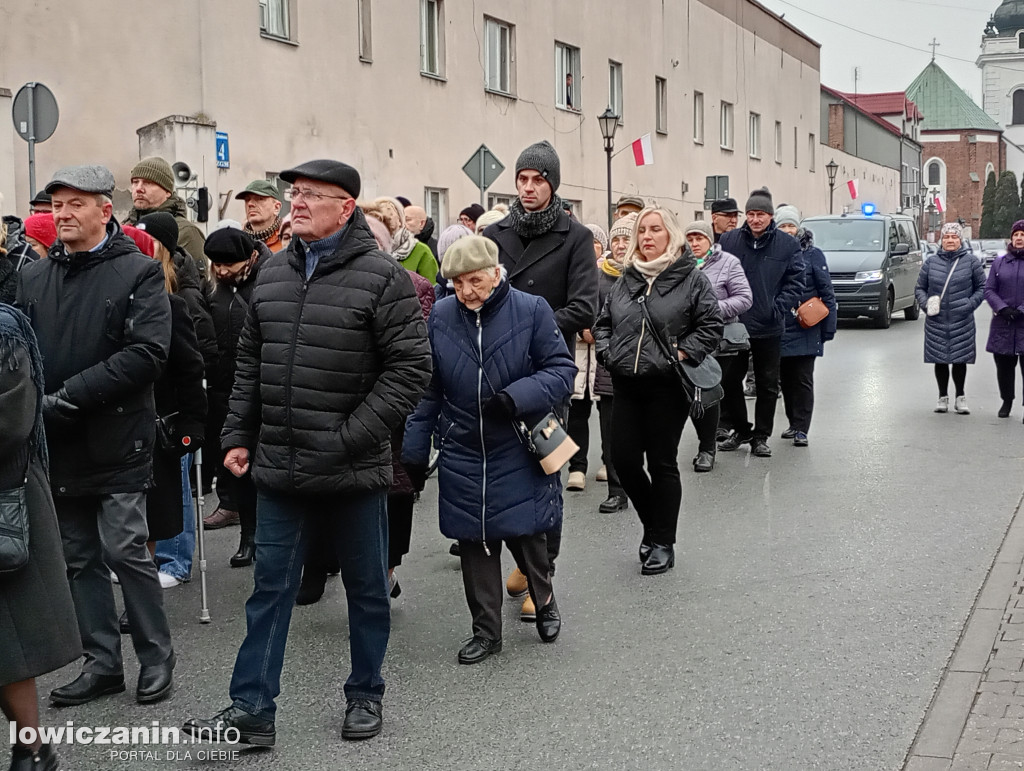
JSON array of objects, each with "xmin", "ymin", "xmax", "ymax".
[{"xmin": 939, "ymin": 256, "xmax": 961, "ymax": 303}]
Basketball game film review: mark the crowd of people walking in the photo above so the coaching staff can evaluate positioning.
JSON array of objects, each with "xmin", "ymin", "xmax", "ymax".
[{"xmin": 3, "ymin": 135, "xmax": 1022, "ymax": 767}]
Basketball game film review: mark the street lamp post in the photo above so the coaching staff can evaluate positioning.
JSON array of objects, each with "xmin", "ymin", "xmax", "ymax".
[
  {"xmin": 598, "ymin": 107, "xmax": 620, "ymax": 231},
  {"xmin": 826, "ymin": 158, "xmax": 839, "ymax": 215}
]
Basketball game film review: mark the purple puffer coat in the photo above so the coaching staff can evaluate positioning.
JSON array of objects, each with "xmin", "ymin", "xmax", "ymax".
[
  {"xmin": 985, "ymin": 248, "xmax": 1024, "ymax": 356},
  {"xmin": 699, "ymin": 244, "xmax": 753, "ymax": 323}
]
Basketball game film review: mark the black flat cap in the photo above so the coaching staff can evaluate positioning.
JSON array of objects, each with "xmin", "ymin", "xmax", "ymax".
[
  {"xmin": 279, "ymin": 159, "xmax": 360, "ymax": 199},
  {"xmin": 711, "ymin": 198, "xmax": 741, "ymax": 215},
  {"xmin": 30, "ymin": 190, "xmax": 52, "ymax": 206},
  {"xmin": 205, "ymin": 227, "xmax": 256, "ymax": 264}
]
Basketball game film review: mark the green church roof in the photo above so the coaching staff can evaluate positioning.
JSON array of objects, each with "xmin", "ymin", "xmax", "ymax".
[{"xmin": 906, "ymin": 61, "xmax": 1001, "ymax": 132}]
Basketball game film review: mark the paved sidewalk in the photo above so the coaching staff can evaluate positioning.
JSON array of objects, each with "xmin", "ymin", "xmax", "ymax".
[{"xmin": 906, "ymin": 492, "xmax": 1024, "ymax": 770}]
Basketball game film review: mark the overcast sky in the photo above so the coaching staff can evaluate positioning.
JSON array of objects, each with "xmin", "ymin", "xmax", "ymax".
[{"xmin": 756, "ymin": 0, "xmax": 1000, "ymax": 101}]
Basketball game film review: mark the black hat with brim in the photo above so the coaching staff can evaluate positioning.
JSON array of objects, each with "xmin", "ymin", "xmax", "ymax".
[
  {"xmin": 711, "ymin": 198, "xmax": 742, "ymax": 215},
  {"xmin": 279, "ymin": 160, "xmax": 361, "ymax": 199}
]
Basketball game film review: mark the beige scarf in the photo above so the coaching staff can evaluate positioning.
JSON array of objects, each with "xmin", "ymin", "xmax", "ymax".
[{"xmin": 631, "ymin": 252, "xmax": 676, "ymax": 281}]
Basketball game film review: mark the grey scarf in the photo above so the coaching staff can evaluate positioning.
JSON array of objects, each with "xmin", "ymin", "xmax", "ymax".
[{"xmin": 508, "ymin": 195, "xmax": 563, "ymax": 239}]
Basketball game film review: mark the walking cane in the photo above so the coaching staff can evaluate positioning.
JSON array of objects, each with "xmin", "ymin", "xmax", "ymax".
[{"xmin": 193, "ymin": 386, "xmax": 212, "ymax": 623}]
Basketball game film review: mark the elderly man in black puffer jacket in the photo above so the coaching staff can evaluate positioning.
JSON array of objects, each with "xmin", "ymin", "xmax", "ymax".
[{"xmin": 183, "ymin": 160, "xmax": 432, "ymax": 746}]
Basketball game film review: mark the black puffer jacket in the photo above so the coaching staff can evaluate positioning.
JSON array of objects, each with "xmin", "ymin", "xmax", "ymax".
[
  {"xmin": 594, "ymin": 255, "xmax": 723, "ymax": 381},
  {"xmin": 221, "ymin": 210, "xmax": 433, "ymax": 495},
  {"xmin": 172, "ymin": 248, "xmax": 217, "ymax": 375},
  {"xmin": 15, "ymin": 219, "xmax": 171, "ymax": 495}
]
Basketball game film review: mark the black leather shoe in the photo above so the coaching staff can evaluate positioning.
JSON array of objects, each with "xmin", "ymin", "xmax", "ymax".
[
  {"xmin": 717, "ymin": 432, "xmax": 751, "ymax": 452},
  {"xmin": 536, "ymin": 600, "xmax": 561, "ymax": 642},
  {"xmin": 599, "ymin": 494, "xmax": 628, "ymax": 513},
  {"xmin": 119, "ymin": 610, "xmax": 130, "ymax": 635},
  {"xmin": 448, "ymin": 541, "xmax": 461, "ymax": 557},
  {"xmin": 295, "ymin": 570, "xmax": 327, "ymax": 606},
  {"xmin": 342, "ymin": 699, "xmax": 383, "ymax": 740},
  {"xmin": 50, "ymin": 672, "xmax": 125, "ymax": 706},
  {"xmin": 458, "ymin": 636, "xmax": 503, "ymax": 664},
  {"xmin": 715, "ymin": 427, "xmax": 732, "ymax": 442},
  {"xmin": 10, "ymin": 742, "xmax": 58, "ymax": 771},
  {"xmin": 751, "ymin": 438, "xmax": 772, "ymax": 457},
  {"xmin": 1000, "ymin": 400, "xmax": 1013, "ymax": 418},
  {"xmin": 638, "ymin": 537, "xmax": 653, "ymax": 563},
  {"xmin": 183, "ymin": 705, "xmax": 276, "ymax": 746},
  {"xmin": 230, "ymin": 536, "xmax": 255, "ymax": 568},
  {"xmin": 781, "ymin": 427, "xmax": 797, "ymax": 439},
  {"xmin": 692, "ymin": 451, "xmax": 715, "ymax": 472},
  {"xmin": 641, "ymin": 544, "xmax": 675, "ymax": 575},
  {"xmin": 137, "ymin": 652, "xmax": 175, "ymax": 703}
]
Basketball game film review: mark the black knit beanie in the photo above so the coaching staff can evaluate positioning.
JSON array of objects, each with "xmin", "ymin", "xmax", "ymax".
[
  {"xmin": 744, "ymin": 187, "xmax": 774, "ymax": 215},
  {"xmin": 515, "ymin": 140, "xmax": 561, "ymax": 193}
]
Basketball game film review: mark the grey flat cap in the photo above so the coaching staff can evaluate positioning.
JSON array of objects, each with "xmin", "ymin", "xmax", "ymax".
[{"xmin": 45, "ymin": 164, "xmax": 116, "ymax": 196}]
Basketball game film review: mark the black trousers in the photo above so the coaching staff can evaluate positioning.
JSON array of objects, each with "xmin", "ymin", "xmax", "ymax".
[
  {"xmin": 567, "ymin": 396, "xmax": 592, "ymax": 474},
  {"xmin": 459, "ymin": 534, "xmax": 552, "ymax": 641},
  {"xmin": 935, "ymin": 363, "xmax": 967, "ymax": 397},
  {"xmin": 690, "ymin": 401, "xmax": 720, "ymax": 453},
  {"xmin": 720, "ymin": 336, "xmax": 782, "ymax": 440},
  {"xmin": 217, "ymin": 465, "xmax": 258, "ymax": 538},
  {"xmin": 596, "ymin": 396, "xmax": 624, "ymax": 497},
  {"xmin": 994, "ymin": 354, "xmax": 1024, "ymax": 403},
  {"xmin": 780, "ymin": 355, "xmax": 817, "ymax": 434},
  {"xmin": 387, "ymin": 493, "xmax": 414, "ymax": 569},
  {"xmin": 612, "ymin": 377, "xmax": 688, "ymax": 545}
]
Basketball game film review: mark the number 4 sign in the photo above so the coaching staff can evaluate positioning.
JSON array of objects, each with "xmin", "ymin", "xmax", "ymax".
[{"xmin": 215, "ymin": 132, "xmax": 229, "ymax": 169}]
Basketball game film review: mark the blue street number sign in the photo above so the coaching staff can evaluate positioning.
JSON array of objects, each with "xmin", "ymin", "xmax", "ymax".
[{"xmin": 216, "ymin": 132, "xmax": 229, "ymax": 169}]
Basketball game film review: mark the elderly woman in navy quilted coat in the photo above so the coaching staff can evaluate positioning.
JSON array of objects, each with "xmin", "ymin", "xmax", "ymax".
[
  {"xmin": 404, "ymin": 236, "xmax": 575, "ymax": 666},
  {"xmin": 914, "ymin": 222, "xmax": 985, "ymax": 415}
]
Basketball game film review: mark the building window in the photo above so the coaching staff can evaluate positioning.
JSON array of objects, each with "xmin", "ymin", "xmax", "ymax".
[
  {"xmin": 985, "ymin": 162, "xmax": 996, "ymax": 183},
  {"xmin": 424, "ymin": 187, "xmax": 448, "ymax": 228},
  {"xmin": 808, "ymin": 133, "xmax": 816, "ymax": 171},
  {"xmin": 693, "ymin": 92, "xmax": 704, "ymax": 144},
  {"xmin": 484, "ymin": 17, "xmax": 514, "ymax": 95},
  {"xmin": 357, "ymin": 0, "xmax": 372, "ymax": 61},
  {"xmin": 555, "ymin": 42, "xmax": 581, "ymax": 110},
  {"xmin": 656, "ymin": 77, "xmax": 668, "ymax": 134},
  {"xmin": 774, "ymin": 121, "xmax": 783, "ymax": 163},
  {"xmin": 1013, "ymin": 89, "xmax": 1024, "ymax": 125},
  {"xmin": 720, "ymin": 101, "xmax": 734, "ymax": 150},
  {"xmin": 927, "ymin": 160, "xmax": 941, "ymax": 186},
  {"xmin": 562, "ymin": 198, "xmax": 582, "ymax": 220},
  {"xmin": 748, "ymin": 112, "xmax": 761, "ymax": 159},
  {"xmin": 259, "ymin": 0, "xmax": 291, "ymax": 40},
  {"xmin": 487, "ymin": 193, "xmax": 514, "ymax": 210},
  {"xmin": 608, "ymin": 61, "xmax": 623, "ymax": 122},
  {"xmin": 420, "ymin": 0, "xmax": 444, "ymax": 77}
]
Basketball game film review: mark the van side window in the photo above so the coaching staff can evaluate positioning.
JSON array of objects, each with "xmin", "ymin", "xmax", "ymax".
[
  {"xmin": 888, "ymin": 224, "xmax": 898, "ymax": 250},
  {"xmin": 897, "ymin": 221, "xmax": 915, "ymax": 246}
]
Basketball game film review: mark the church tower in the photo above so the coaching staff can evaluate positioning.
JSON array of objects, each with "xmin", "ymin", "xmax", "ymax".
[{"xmin": 978, "ymin": 1, "xmax": 1024, "ymax": 176}]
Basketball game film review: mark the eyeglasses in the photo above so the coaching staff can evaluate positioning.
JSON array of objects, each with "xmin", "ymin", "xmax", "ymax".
[{"xmin": 283, "ymin": 187, "xmax": 351, "ymax": 203}]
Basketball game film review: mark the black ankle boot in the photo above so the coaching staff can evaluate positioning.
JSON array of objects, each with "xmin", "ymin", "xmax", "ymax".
[
  {"xmin": 1000, "ymin": 400, "xmax": 1013, "ymax": 418},
  {"xmin": 230, "ymin": 535, "xmax": 255, "ymax": 567},
  {"xmin": 10, "ymin": 742, "xmax": 58, "ymax": 771}
]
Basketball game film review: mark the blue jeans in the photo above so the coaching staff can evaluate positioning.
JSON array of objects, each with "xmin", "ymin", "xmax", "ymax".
[
  {"xmin": 229, "ymin": 488, "xmax": 390, "ymax": 720},
  {"xmin": 155, "ymin": 454, "xmax": 195, "ymax": 581}
]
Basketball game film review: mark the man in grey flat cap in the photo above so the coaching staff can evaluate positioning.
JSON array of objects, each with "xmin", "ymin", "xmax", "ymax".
[
  {"xmin": 15, "ymin": 164, "xmax": 176, "ymax": 707},
  {"xmin": 183, "ymin": 159, "xmax": 431, "ymax": 745}
]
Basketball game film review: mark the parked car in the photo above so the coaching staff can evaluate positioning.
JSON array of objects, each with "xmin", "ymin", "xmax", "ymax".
[
  {"xmin": 920, "ymin": 240, "xmax": 938, "ymax": 257},
  {"xmin": 978, "ymin": 239, "xmax": 1007, "ymax": 267},
  {"xmin": 804, "ymin": 212, "xmax": 924, "ymax": 328}
]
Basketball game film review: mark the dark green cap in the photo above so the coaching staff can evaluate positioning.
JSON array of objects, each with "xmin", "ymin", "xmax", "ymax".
[{"xmin": 235, "ymin": 180, "xmax": 282, "ymax": 201}]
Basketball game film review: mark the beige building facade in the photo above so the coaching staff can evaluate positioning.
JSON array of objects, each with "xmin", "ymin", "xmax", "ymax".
[{"xmin": 2, "ymin": 0, "xmax": 836, "ymax": 229}]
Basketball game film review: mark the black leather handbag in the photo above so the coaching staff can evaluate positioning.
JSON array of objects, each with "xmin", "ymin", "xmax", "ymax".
[{"xmin": 0, "ymin": 476, "xmax": 30, "ymax": 573}]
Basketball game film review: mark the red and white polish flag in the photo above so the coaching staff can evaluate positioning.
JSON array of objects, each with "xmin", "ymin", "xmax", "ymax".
[
  {"xmin": 847, "ymin": 179, "xmax": 859, "ymax": 200},
  {"xmin": 632, "ymin": 134, "xmax": 654, "ymax": 166},
  {"xmin": 934, "ymin": 194, "xmax": 945, "ymax": 213}
]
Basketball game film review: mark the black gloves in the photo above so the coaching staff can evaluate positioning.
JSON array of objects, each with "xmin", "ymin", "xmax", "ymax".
[
  {"xmin": 998, "ymin": 306, "xmax": 1022, "ymax": 320},
  {"xmin": 405, "ymin": 464, "xmax": 428, "ymax": 493},
  {"xmin": 42, "ymin": 388, "xmax": 79, "ymax": 430},
  {"xmin": 482, "ymin": 392, "xmax": 516, "ymax": 420}
]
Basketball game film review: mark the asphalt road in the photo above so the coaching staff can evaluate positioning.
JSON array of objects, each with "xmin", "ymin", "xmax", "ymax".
[{"xmin": 32, "ymin": 308, "xmax": 1024, "ymax": 771}]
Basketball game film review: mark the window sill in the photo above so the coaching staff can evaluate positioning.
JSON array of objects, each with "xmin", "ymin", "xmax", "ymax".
[
  {"xmin": 359, "ymin": 56, "xmax": 373, "ymax": 64},
  {"xmin": 260, "ymin": 32, "xmax": 298, "ymax": 46},
  {"xmin": 749, "ymin": 154, "xmax": 761, "ymax": 161},
  {"xmin": 556, "ymin": 105, "xmax": 582, "ymax": 115},
  {"xmin": 485, "ymin": 88, "xmax": 516, "ymax": 101},
  {"xmin": 693, "ymin": 139, "xmax": 704, "ymax": 146},
  {"xmin": 720, "ymin": 145, "xmax": 734, "ymax": 152},
  {"xmin": 421, "ymin": 71, "xmax": 447, "ymax": 83},
  {"xmin": 656, "ymin": 128, "xmax": 668, "ymax": 136}
]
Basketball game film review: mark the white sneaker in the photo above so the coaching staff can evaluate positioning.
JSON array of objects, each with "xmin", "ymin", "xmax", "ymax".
[
  {"xmin": 566, "ymin": 471, "xmax": 586, "ymax": 491},
  {"xmin": 954, "ymin": 396, "xmax": 970, "ymax": 415},
  {"xmin": 158, "ymin": 572, "xmax": 182, "ymax": 589},
  {"xmin": 595, "ymin": 465, "xmax": 608, "ymax": 482},
  {"xmin": 935, "ymin": 396, "xmax": 949, "ymax": 413}
]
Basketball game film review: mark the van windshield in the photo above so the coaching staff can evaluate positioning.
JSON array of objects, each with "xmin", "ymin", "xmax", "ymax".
[{"xmin": 809, "ymin": 219, "xmax": 886, "ymax": 252}]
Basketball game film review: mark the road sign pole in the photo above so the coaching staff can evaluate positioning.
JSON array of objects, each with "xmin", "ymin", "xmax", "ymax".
[
  {"xmin": 26, "ymin": 83, "xmax": 36, "ymax": 199},
  {"xmin": 479, "ymin": 152, "xmax": 486, "ymax": 207}
]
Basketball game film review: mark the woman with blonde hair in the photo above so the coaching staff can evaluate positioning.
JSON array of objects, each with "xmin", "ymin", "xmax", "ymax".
[
  {"xmin": 594, "ymin": 207, "xmax": 722, "ymax": 575},
  {"xmin": 374, "ymin": 197, "xmax": 439, "ymax": 283}
]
